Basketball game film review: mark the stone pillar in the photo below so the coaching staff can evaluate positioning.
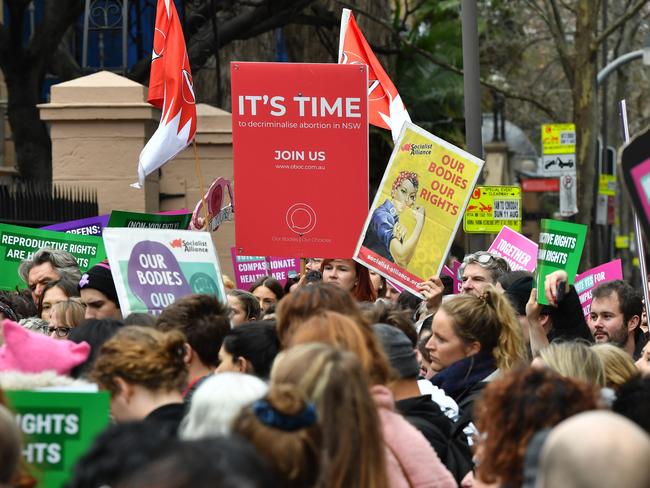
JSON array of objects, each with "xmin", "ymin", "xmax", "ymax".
[
  {"xmin": 482, "ymin": 141, "xmax": 509, "ymax": 186},
  {"xmin": 160, "ymin": 103, "xmax": 235, "ymax": 280},
  {"xmin": 39, "ymin": 73, "xmax": 237, "ymax": 280},
  {"xmin": 38, "ymin": 71, "xmax": 160, "ymax": 213}
]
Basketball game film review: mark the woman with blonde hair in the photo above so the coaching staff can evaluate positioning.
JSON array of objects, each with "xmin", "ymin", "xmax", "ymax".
[
  {"xmin": 425, "ymin": 286, "xmax": 526, "ymax": 417},
  {"xmin": 272, "ymin": 344, "xmax": 387, "ymax": 488},
  {"xmin": 47, "ymin": 299, "xmax": 86, "ymax": 340},
  {"xmin": 533, "ymin": 341, "xmax": 606, "ymax": 387},
  {"xmin": 91, "ymin": 326, "xmax": 188, "ymax": 431},
  {"xmin": 592, "ymin": 343, "xmax": 640, "ymax": 389},
  {"xmin": 283, "ymin": 315, "xmax": 455, "ymax": 488}
]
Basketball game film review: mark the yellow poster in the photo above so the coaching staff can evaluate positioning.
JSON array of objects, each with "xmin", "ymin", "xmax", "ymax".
[
  {"xmin": 463, "ymin": 186, "xmax": 522, "ymax": 233},
  {"xmin": 541, "ymin": 123, "xmax": 576, "ymax": 155},
  {"xmin": 354, "ymin": 123, "xmax": 483, "ymax": 295}
]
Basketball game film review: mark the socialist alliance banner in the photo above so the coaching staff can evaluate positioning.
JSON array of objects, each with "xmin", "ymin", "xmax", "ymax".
[
  {"xmin": 103, "ymin": 228, "xmax": 225, "ymax": 316},
  {"xmin": 354, "ymin": 122, "xmax": 483, "ymax": 295}
]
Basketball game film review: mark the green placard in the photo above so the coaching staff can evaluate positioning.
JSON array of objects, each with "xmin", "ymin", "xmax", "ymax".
[
  {"xmin": 5, "ymin": 391, "xmax": 110, "ymax": 488},
  {"xmin": 536, "ymin": 219, "xmax": 587, "ymax": 305},
  {"xmin": 107, "ymin": 210, "xmax": 191, "ymax": 230},
  {"xmin": 0, "ymin": 223, "xmax": 106, "ymax": 291}
]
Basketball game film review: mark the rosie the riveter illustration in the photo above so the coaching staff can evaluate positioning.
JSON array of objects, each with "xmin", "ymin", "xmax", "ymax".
[{"xmin": 362, "ymin": 171, "xmax": 425, "ymax": 267}]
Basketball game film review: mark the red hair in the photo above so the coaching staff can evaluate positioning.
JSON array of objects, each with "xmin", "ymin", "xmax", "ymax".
[{"xmin": 320, "ymin": 259, "xmax": 377, "ymax": 302}]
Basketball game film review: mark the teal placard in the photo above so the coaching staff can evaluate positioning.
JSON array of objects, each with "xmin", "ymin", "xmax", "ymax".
[
  {"xmin": 0, "ymin": 223, "xmax": 106, "ymax": 291},
  {"xmin": 5, "ymin": 391, "xmax": 110, "ymax": 488},
  {"xmin": 107, "ymin": 210, "xmax": 191, "ymax": 230},
  {"xmin": 536, "ymin": 219, "xmax": 587, "ymax": 305}
]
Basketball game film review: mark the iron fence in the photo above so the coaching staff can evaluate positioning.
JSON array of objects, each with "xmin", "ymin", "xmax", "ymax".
[{"xmin": 0, "ymin": 183, "xmax": 99, "ymax": 228}]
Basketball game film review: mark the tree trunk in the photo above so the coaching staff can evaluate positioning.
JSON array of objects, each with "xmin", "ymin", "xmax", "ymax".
[
  {"xmin": 573, "ymin": 0, "xmax": 599, "ymax": 270},
  {"xmin": 4, "ymin": 68, "xmax": 52, "ymax": 181}
]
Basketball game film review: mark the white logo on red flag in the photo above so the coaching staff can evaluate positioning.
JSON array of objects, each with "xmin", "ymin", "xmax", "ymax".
[
  {"xmin": 136, "ymin": 0, "xmax": 197, "ymax": 188},
  {"xmin": 338, "ymin": 8, "xmax": 410, "ymax": 142}
]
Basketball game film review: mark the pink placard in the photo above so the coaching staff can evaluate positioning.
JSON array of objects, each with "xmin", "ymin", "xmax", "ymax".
[
  {"xmin": 487, "ymin": 226, "xmax": 538, "ymax": 272},
  {"xmin": 230, "ymin": 247, "xmax": 300, "ymax": 290},
  {"xmin": 574, "ymin": 259, "xmax": 623, "ymax": 317}
]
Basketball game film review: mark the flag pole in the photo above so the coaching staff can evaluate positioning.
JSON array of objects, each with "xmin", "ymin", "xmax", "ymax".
[
  {"xmin": 192, "ymin": 140, "xmax": 210, "ymax": 230},
  {"xmin": 619, "ymin": 100, "xmax": 650, "ymax": 312}
]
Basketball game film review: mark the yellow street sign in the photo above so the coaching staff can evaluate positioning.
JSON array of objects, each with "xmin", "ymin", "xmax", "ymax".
[
  {"xmin": 464, "ymin": 186, "xmax": 522, "ymax": 234},
  {"xmin": 541, "ymin": 123, "xmax": 576, "ymax": 155}
]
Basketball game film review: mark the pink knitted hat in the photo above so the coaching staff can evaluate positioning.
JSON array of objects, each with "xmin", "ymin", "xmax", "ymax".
[{"xmin": 0, "ymin": 319, "xmax": 90, "ymax": 375}]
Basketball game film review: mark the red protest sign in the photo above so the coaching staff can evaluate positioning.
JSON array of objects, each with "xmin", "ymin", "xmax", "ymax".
[{"xmin": 232, "ymin": 62, "xmax": 368, "ymax": 257}]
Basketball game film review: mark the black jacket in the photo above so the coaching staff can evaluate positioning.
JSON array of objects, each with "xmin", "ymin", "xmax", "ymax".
[{"xmin": 396, "ymin": 395, "xmax": 473, "ymax": 483}]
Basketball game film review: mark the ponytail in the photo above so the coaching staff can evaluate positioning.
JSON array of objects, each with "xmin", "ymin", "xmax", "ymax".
[
  {"xmin": 481, "ymin": 287, "xmax": 527, "ymax": 370},
  {"xmin": 441, "ymin": 286, "xmax": 527, "ymax": 370}
]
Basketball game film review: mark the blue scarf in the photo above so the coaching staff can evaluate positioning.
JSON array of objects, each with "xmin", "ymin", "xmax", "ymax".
[{"xmin": 431, "ymin": 351, "xmax": 497, "ymax": 402}]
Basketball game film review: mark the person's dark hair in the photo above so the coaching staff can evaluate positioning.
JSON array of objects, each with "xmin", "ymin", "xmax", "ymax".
[
  {"xmin": 228, "ymin": 290, "xmax": 261, "ymax": 322},
  {"xmin": 497, "ymin": 270, "xmax": 534, "ymax": 292},
  {"xmin": 0, "ymin": 291, "xmax": 28, "ymax": 322},
  {"xmin": 38, "ymin": 277, "xmax": 81, "ymax": 317},
  {"xmin": 116, "ymin": 437, "xmax": 277, "ymax": 488},
  {"xmin": 613, "ymin": 376, "xmax": 650, "ymax": 434},
  {"xmin": 6, "ymin": 289, "xmax": 37, "ymax": 319},
  {"xmin": 65, "ymin": 421, "xmax": 179, "ymax": 488},
  {"xmin": 361, "ymin": 300, "xmax": 417, "ymax": 347},
  {"xmin": 123, "ymin": 313, "xmax": 156, "ymax": 327},
  {"xmin": 304, "ymin": 270, "xmax": 322, "ymax": 284},
  {"xmin": 222, "ymin": 321, "xmax": 281, "ymax": 379},
  {"xmin": 249, "ymin": 276, "xmax": 285, "ymax": 301},
  {"xmin": 262, "ymin": 303, "xmax": 276, "ymax": 318},
  {"xmin": 396, "ymin": 290, "xmax": 422, "ymax": 316},
  {"xmin": 155, "ymin": 294, "xmax": 230, "ymax": 367},
  {"xmin": 592, "ymin": 280, "xmax": 643, "ymax": 325},
  {"xmin": 276, "ymin": 283, "xmax": 369, "ymax": 346},
  {"xmin": 68, "ymin": 319, "xmax": 125, "ymax": 379},
  {"xmin": 440, "ymin": 275, "xmax": 454, "ymax": 296},
  {"xmin": 284, "ymin": 275, "xmax": 301, "ymax": 295}
]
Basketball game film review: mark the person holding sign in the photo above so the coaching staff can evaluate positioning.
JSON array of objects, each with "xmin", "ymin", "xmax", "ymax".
[
  {"xmin": 459, "ymin": 251, "xmax": 510, "ymax": 297},
  {"xmin": 362, "ymin": 171, "xmax": 426, "ymax": 267}
]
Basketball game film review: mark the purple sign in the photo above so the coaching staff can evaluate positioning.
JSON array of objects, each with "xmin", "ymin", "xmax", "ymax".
[
  {"xmin": 230, "ymin": 247, "xmax": 300, "ymax": 290},
  {"xmin": 127, "ymin": 241, "xmax": 192, "ymax": 313},
  {"xmin": 41, "ymin": 215, "xmax": 109, "ymax": 236}
]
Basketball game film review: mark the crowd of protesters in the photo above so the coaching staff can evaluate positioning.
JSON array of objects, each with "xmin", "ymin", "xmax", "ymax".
[{"xmin": 2, "ymin": 246, "xmax": 650, "ymax": 488}]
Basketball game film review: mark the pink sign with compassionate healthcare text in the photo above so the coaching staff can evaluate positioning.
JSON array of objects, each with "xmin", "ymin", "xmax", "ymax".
[
  {"xmin": 487, "ymin": 226, "xmax": 538, "ymax": 272},
  {"xmin": 230, "ymin": 247, "xmax": 301, "ymax": 290},
  {"xmin": 574, "ymin": 259, "xmax": 623, "ymax": 318}
]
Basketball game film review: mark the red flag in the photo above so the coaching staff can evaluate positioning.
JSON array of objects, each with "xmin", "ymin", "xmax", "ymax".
[
  {"xmin": 338, "ymin": 8, "xmax": 410, "ymax": 142},
  {"xmin": 136, "ymin": 0, "xmax": 196, "ymax": 187}
]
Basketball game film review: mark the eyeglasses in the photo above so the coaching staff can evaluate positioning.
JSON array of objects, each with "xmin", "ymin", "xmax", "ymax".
[
  {"xmin": 475, "ymin": 253, "xmax": 496, "ymax": 264},
  {"xmin": 48, "ymin": 327, "xmax": 72, "ymax": 338}
]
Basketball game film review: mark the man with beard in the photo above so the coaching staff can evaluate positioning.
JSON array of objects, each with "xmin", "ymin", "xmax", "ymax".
[{"xmin": 589, "ymin": 280, "xmax": 647, "ymax": 359}]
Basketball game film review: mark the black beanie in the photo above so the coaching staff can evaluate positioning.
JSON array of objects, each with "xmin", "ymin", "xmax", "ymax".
[
  {"xmin": 505, "ymin": 275, "xmax": 552, "ymax": 316},
  {"xmin": 79, "ymin": 261, "xmax": 119, "ymax": 306}
]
